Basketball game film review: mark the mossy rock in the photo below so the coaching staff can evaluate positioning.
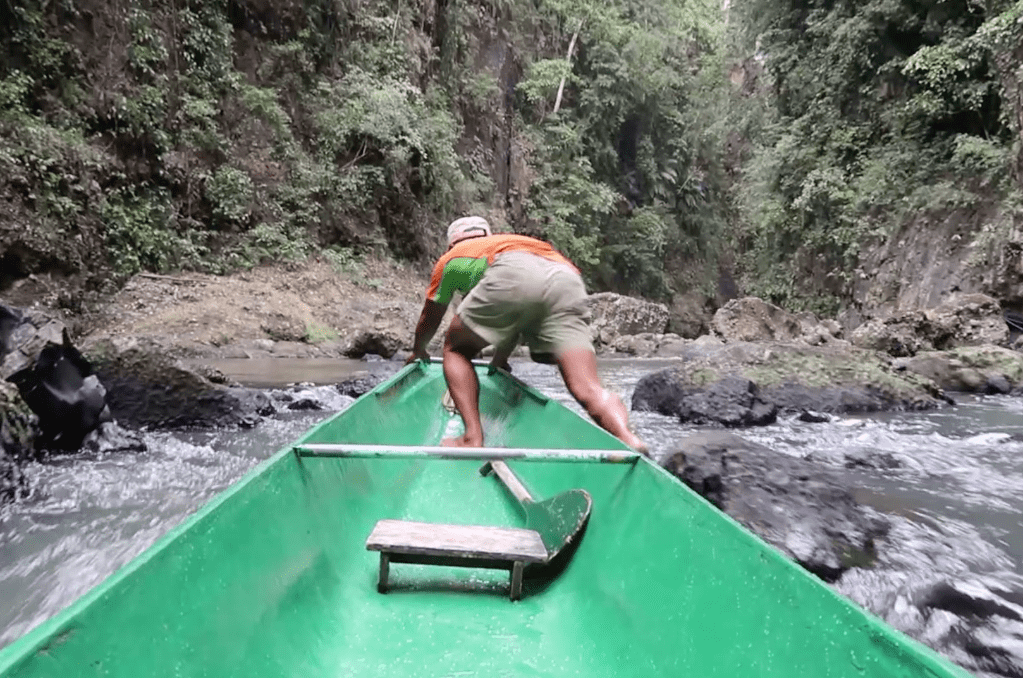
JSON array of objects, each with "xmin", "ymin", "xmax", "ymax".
[{"xmin": 633, "ymin": 342, "xmax": 951, "ymax": 418}]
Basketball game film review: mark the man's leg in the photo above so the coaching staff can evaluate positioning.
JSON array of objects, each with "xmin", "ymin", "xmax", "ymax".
[
  {"xmin": 556, "ymin": 347, "xmax": 649, "ymax": 454},
  {"xmin": 441, "ymin": 315, "xmax": 490, "ymax": 447}
]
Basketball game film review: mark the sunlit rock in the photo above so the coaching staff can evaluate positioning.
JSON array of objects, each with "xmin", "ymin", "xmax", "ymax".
[{"xmin": 587, "ymin": 292, "xmax": 669, "ymax": 346}]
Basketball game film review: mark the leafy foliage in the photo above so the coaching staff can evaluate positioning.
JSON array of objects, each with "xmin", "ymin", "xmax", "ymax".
[{"xmin": 729, "ymin": 0, "xmax": 1021, "ymax": 309}]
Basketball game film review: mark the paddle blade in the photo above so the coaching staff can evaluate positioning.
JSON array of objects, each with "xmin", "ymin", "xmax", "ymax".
[{"xmin": 524, "ymin": 489, "xmax": 592, "ymax": 559}]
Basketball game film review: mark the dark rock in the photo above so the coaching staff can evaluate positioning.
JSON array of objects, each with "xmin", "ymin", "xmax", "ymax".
[
  {"xmin": 798, "ymin": 410, "xmax": 831, "ymax": 423},
  {"xmin": 672, "ymin": 377, "xmax": 778, "ymax": 427},
  {"xmin": 344, "ymin": 329, "xmax": 405, "ymax": 359},
  {"xmin": 0, "ymin": 304, "xmax": 22, "ymax": 356},
  {"xmin": 8, "ymin": 329, "xmax": 111, "ymax": 450},
  {"xmin": 85, "ymin": 338, "xmax": 272, "ymax": 429},
  {"xmin": 336, "ymin": 374, "xmax": 386, "ymax": 398},
  {"xmin": 287, "ymin": 398, "xmax": 322, "ymax": 411},
  {"xmin": 663, "ymin": 431, "xmax": 889, "ymax": 581},
  {"xmin": 842, "ymin": 450, "xmax": 901, "ymax": 470}
]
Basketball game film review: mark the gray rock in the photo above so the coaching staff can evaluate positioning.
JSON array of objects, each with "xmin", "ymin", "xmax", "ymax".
[
  {"xmin": 0, "ymin": 307, "xmax": 68, "ymax": 380},
  {"xmin": 632, "ymin": 342, "xmax": 952, "ymax": 420},
  {"xmin": 666, "ymin": 293, "xmax": 711, "ymax": 339},
  {"xmin": 852, "ymin": 294, "xmax": 1009, "ymax": 357},
  {"xmin": 897, "ymin": 345, "xmax": 1023, "ymax": 394},
  {"xmin": 663, "ymin": 431, "xmax": 889, "ymax": 581},
  {"xmin": 587, "ymin": 292, "xmax": 669, "ymax": 346},
  {"xmin": 712, "ymin": 297, "xmax": 802, "ymax": 343}
]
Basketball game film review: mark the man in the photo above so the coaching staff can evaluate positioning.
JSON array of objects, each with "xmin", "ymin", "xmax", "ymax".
[{"xmin": 407, "ymin": 216, "xmax": 648, "ymax": 453}]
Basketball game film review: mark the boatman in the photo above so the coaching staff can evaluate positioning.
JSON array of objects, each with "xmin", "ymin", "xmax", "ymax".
[{"xmin": 406, "ymin": 216, "xmax": 648, "ymax": 454}]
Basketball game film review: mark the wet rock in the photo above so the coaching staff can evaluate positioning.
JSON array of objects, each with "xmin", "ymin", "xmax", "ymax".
[
  {"xmin": 663, "ymin": 431, "xmax": 889, "ymax": 581},
  {"xmin": 271, "ymin": 384, "xmax": 355, "ymax": 412},
  {"xmin": 643, "ymin": 375, "xmax": 778, "ymax": 427},
  {"xmin": 896, "ymin": 346, "xmax": 1023, "ymax": 394},
  {"xmin": 8, "ymin": 330, "xmax": 112, "ymax": 450},
  {"xmin": 798, "ymin": 410, "xmax": 831, "ymax": 423},
  {"xmin": 633, "ymin": 342, "xmax": 952, "ymax": 421},
  {"xmin": 84, "ymin": 337, "xmax": 272, "ymax": 429},
  {"xmin": 587, "ymin": 293, "xmax": 668, "ymax": 346},
  {"xmin": 916, "ymin": 578, "xmax": 1023, "ymax": 678},
  {"xmin": 843, "ymin": 450, "xmax": 902, "ymax": 470},
  {"xmin": 81, "ymin": 421, "xmax": 147, "ymax": 455},
  {"xmin": 712, "ymin": 297, "xmax": 802, "ymax": 342},
  {"xmin": 337, "ymin": 374, "xmax": 387, "ymax": 398}
]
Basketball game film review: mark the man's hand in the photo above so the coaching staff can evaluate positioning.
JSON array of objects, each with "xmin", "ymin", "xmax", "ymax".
[
  {"xmin": 408, "ymin": 299, "xmax": 447, "ymax": 367},
  {"xmin": 405, "ymin": 349, "xmax": 430, "ymax": 365}
]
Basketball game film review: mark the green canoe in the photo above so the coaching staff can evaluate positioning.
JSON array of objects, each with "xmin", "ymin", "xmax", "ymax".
[{"xmin": 0, "ymin": 361, "xmax": 971, "ymax": 677}]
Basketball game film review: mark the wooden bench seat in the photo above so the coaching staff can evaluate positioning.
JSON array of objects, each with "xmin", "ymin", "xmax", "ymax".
[{"xmin": 366, "ymin": 519, "xmax": 548, "ymax": 600}]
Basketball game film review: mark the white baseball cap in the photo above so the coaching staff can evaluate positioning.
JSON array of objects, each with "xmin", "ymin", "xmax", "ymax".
[{"xmin": 446, "ymin": 216, "xmax": 492, "ymax": 246}]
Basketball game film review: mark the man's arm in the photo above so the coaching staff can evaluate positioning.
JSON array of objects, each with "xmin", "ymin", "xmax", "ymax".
[{"xmin": 406, "ymin": 299, "xmax": 448, "ymax": 364}]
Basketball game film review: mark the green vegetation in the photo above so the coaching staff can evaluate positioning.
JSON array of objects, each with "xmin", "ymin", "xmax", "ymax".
[
  {"xmin": 2, "ymin": 0, "xmax": 1023, "ymax": 310},
  {"xmin": 0, "ymin": 0, "xmax": 725, "ymax": 300},
  {"xmin": 730, "ymin": 0, "xmax": 1023, "ymax": 312}
]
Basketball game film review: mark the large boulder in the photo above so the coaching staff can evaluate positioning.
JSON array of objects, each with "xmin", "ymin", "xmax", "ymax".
[
  {"xmin": 663, "ymin": 431, "xmax": 889, "ymax": 581},
  {"xmin": 666, "ymin": 293, "xmax": 711, "ymax": 339},
  {"xmin": 342, "ymin": 303, "xmax": 414, "ymax": 359},
  {"xmin": 926, "ymin": 293, "xmax": 1009, "ymax": 347},
  {"xmin": 896, "ymin": 345, "xmax": 1023, "ymax": 394},
  {"xmin": 712, "ymin": 297, "xmax": 802, "ymax": 342},
  {"xmin": 587, "ymin": 293, "xmax": 669, "ymax": 346},
  {"xmin": 633, "ymin": 342, "xmax": 952, "ymax": 422},
  {"xmin": 84, "ymin": 337, "xmax": 273, "ymax": 429},
  {"xmin": 852, "ymin": 294, "xmax": 1008, "ymax": 357}
]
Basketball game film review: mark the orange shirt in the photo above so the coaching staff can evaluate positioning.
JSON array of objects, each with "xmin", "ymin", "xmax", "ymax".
[{"xmin": 425, "ymin": 234, "xmax": 577, "ymax": 304}]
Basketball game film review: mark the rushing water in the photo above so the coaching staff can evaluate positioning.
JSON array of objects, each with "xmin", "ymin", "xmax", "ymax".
[{"xmin": 1, "ymin": 357, "xmax": 1022, "ymax": 676}]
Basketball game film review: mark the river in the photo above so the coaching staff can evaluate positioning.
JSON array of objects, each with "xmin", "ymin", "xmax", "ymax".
[{"xmin": 1, "ymin": 357, "xmax": 1021, "ymax": 676}]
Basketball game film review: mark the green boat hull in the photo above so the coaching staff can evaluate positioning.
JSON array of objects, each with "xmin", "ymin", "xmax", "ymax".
[{"xmin": 0, "ymin": 362, "xmax": 971, "ymax": 677}]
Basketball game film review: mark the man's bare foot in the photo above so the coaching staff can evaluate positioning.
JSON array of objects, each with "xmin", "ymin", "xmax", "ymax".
[
  {"xmin": 441, "ymin": 434, "xmax": 483, "ymax": 447},
  {"xmin": 621, "ymin": 431, "xmax": 650, "ymax": 456}
]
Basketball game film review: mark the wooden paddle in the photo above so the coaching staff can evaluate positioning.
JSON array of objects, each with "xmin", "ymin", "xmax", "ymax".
[{"xmin": 479, "ymin": 460, "xmax": 592, "ymax": 561}]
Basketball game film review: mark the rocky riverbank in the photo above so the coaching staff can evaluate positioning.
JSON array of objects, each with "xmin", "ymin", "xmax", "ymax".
[{"xmin": 5, "ymin": 263, "xmax": 1023, "ymax": 588}]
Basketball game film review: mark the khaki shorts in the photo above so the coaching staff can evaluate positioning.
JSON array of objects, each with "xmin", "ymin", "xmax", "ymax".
[{"xmin": 458, "ymin": 251, "xmax": 593, "ymax": 360}]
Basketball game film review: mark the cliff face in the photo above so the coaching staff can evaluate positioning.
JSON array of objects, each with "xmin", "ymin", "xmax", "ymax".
[
  {"xmin": 0, "ymin": 0, "xmax": 539, "ymax": 290},
  {"xmin": 838, "ymin": 205, "xmax": 1021, "ymax": 329}
]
